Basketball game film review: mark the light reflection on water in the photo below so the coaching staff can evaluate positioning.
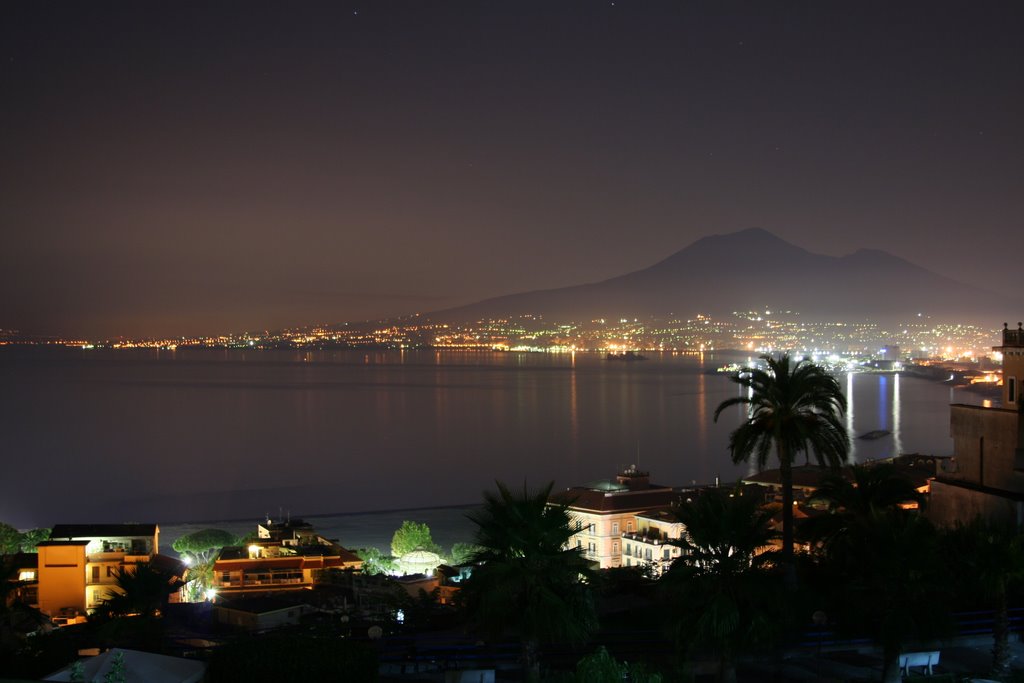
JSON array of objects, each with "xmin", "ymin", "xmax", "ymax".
[
  {"xmin": 846, "ymin": 372, "xmax": 856, "ymax": 460},
  {"xmin": 0, "ymin": 348, "xmax": 985, "ymax": 531}
]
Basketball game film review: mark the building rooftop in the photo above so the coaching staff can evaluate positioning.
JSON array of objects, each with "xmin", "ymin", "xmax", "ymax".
[
  {"xmin": 742, "ymin": 465, "xmax": 841, "ymax": 489},
  {"xmin": 36, "ymin": 540, "xmax": 89, "ymax": 547},
  {"xmin": 582, "ymin": 480, "xmax": 630, "ymax": 492},
  {"xmin": 215, "ymin": 545, "xmax": 361, "ymax": 565},
  {"xmin": 550, "ymin": 486, "xmax": 676, "ymax": 513},
  {"xmin": 743, "ymin": 455, "xmax": 941, "ymax": 494},
  {"xmin": 49, "ymin": 524, "xmax": 157, "ymax": 539},
  {"xmin": 995, "ymin": 322, "xmax": 1024, "ymax": 349},
  {"xmin": 635, "ymin": 509, "xmax": 680, "ymax": 524}
]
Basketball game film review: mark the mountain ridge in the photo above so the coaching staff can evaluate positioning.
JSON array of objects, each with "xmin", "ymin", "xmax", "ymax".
[{"xmin": 428, "ymin": 228, "xmax": 1019, "ymax": 323}]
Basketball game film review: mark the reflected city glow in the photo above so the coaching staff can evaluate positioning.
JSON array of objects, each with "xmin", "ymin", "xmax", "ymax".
[
  {"xmin": 893, "ymin": 372, "xmax": 903, "ymax": 456},
  {"xmin": 846, "ymin": 372, "xmax": 856, "ymax": 462},
  {"xmin": 878, "ymin": 375, "xmax": 888, "ymax": 436}
]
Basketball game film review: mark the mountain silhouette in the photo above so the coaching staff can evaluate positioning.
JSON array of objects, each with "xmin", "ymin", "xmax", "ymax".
[{"xmin": 430, "ymin": 228, "xmax": 1019, "ymax": 323}]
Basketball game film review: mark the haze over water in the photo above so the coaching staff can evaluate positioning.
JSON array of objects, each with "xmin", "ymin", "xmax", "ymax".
[{"xmin": 1, "ymin": 348, "xmax": 980, "ymax": 531}]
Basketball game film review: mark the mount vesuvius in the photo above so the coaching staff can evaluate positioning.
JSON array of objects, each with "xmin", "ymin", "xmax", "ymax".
[{"xmin": 429, "ymin": 228, "xmax": 1019, "ymax": 323}]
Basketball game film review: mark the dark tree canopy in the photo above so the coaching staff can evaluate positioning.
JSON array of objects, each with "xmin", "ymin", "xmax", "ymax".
[
  {"xmin": 463, "ymin": 481, "xmax": 596, "ymax": 681},
  {"xmin": 664, "ymin": 489, "xmax": 783, "ymax": 683},
  {"xmin": 353, "ymin": 547, "xmax": 397, "ymax": 576},
  {"xmin": 942, "ymin": 518, "xmax": 1024, "ymax": 677}
]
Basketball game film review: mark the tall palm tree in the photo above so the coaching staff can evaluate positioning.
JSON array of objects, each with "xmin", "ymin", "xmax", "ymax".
[
  {"xmin": 663, "ymin": 489, "xmax": 782, "ymax": 683},
  {"xmin": 713, "ymin": 353, "xmax": 848, "ymax": 567},
  {"xmin": 462, "ymin": 481, "xmax": 596, "ymax": 681}
]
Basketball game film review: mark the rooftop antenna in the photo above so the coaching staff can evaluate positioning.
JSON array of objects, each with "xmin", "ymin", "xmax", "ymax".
[{"xmin": 636, "ymin": 440, "xmax": 640, "ymax": 469}]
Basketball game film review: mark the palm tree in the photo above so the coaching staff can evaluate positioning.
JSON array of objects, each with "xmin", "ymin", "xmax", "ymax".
[
  {"xmin": 802, "ymin": 463, "xmax": 924, "ymax": 552},
  {"xmin": 713, "ymin": 353, "xmax": 848, "ymax": 567},
  {"xmin": 663, "ymin": 489, "xmax": 782, "ymax": 683},
  {"xmin": 942, "ymin": 517, "xmax": 1024, "ymax": 677},
  {"xmin": 98, "ymin": 561, "xmax": 180, "ymax": 618},
  {"xmin": 462, "ymin": 481, "xmax": 597, "ymax": 681}
]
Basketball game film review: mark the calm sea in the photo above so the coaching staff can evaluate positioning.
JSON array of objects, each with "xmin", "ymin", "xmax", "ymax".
[{"xmin": 0, "ymin": 348, "xmax": 982, "ymax": 551}]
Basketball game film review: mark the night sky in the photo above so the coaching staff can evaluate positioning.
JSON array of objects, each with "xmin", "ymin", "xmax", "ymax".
[{"xmin": 2, "ymin": 2, "xmax": 1021, "ymax": 338}]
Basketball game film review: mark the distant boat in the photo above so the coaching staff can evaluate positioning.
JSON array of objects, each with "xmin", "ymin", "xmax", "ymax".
[
  {"xmin": 607, "ymin": 351, "xmax": 647, "ymax": 361},
  {"xmin": 857, "ymin": 430, "xmax": 891, "ymax": 440}
]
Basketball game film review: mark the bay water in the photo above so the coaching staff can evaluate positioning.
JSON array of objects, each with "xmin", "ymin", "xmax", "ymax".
[{"xmin": 0, "ymin": 348, "xmax": 981, "ymax": 553}]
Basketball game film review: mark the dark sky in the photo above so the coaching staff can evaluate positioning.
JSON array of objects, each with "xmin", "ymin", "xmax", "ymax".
[{"xmin": 2, "ymin": 1, "xmax": 1021, "ymax": 338}]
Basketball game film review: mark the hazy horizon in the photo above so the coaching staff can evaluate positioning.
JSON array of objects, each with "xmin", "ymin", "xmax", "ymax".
[
  {"xmin": 3, "ymin": 3, "xmax": 1021, "ymax": 338},
  {"xmin": 5, "ymin": 227, "xmax": 1018, "ymax": 339}
]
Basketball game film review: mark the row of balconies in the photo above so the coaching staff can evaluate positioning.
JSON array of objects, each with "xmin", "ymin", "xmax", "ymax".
[
  {"xmin": 86, "ymin": 552, "xmax": 151, "ymax": 564},
  {"xmin": 621, "ymin": 531, "xmax": 674, "ymax": 546},
  {"xmin": 218, "ymin": 577, "xmax": 305, "ymax": 587}
]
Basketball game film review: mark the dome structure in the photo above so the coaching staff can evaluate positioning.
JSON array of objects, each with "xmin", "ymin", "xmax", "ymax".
[{"xmin": 398, "ymin": 549, "xmax": 442, "ymax": 576}]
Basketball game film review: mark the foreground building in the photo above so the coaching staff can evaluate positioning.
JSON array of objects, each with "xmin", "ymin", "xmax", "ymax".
[
  {"xmin": 36, "ymin": 523, "xmax": 183, "ymax": 617},
  {"xmin": 549, "ymin": 467, "xmax": 677, "ymax": 569},
  {"xmin": 621, "ymin": 508, "xmax": 685, "ymax": 576},
  {"xmin": 212, "ymin": 518, "xmax": 362, "ymax": 595},
  {"xmin": 930, "ymin": 322, "xmax": 1024, "ymax": 525}
]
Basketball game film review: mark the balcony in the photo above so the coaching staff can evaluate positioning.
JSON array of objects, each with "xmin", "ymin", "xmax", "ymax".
[
  {"xmin": 86, "ymin": 552, "xmax": 151, "ymax": 564},
  {"xmin": 239, "ymin": 577, "xmax": 306, "ymax": 587},
  {"xmin": 87, "ymin": 551, "xmax": 126, "ymax": 562},
  {"xmin": 87, "ymin": 576, "xmax": 119, "ymax": 587},
  {"xmin": 622, "ymin": 531, "xmax": 671, "ymax": 546}
]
